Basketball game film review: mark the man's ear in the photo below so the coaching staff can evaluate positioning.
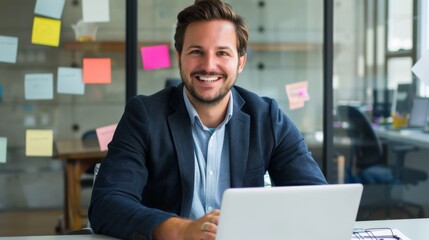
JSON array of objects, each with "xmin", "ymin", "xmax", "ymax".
[{"xmin": 238, "ymin": 53, "xmax": 247, "ymax": 73}]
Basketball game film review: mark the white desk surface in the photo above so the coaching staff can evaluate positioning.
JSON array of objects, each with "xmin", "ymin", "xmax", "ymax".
[
  {"xmin": 0, "ymin": 218, "xmax": 427, "ymax": 240},
  {"xmin": 0, "ymin": 235, "xmax": 117, "ymax": 240},
  {"xmin": 355, "ymin": 218, "xmax": 429, "ymax": 239}
]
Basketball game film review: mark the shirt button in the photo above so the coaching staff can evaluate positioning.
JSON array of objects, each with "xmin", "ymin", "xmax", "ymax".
[
  {"xmin": 207, "ymin": 206, "xmax": 213, "ymax": 212},
  {"xmin": 208, "ymin": 170, "xmax": 214, "ymax": 176}
]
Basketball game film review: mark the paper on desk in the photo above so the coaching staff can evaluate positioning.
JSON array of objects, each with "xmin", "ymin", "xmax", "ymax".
[{"xmin": 351, "ymin": 228, "xmax": 410, "ymax": 240}]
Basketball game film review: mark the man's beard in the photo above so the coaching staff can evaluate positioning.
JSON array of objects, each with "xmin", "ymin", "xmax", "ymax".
[{"xmin": 180, "ymin": 69, "xmax": 236, "ymax": 106}]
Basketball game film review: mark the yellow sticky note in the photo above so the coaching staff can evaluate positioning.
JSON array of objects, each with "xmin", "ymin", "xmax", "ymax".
[
  {"xmin": 26, "ymin": 129, "xmax": 53, "ymax": 157},
  {"xmin": 32, "ymin": 17, "xmax": 61, "ymax": 47}
]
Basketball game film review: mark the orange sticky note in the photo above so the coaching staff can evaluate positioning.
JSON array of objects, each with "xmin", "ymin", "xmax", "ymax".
[
  {"xmin": 32, "ymin": 17, "xmax": 61, "ymax": 47},
  {"xmin": 96, "ymin": 124, "xmax": 117, "ymax": 151},
  {"xmin": 83, "ymin": 58, "xmax": 111, "ymax": 84}
]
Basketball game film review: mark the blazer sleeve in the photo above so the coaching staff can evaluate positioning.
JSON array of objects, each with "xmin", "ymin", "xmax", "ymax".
[{"xmin": 88, "ymin": 96, "xmax": 176, "ymax": 240}]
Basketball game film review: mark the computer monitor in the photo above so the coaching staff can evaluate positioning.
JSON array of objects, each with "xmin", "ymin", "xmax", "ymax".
[
  {"xmin": 372, "ymin": 89, "xmax": 394, "ymax": 119},
  {"xmin": 408, "ymin": 97, "xmax": 429, "ymax": 128},
  {"xmin": 393, "ymin": 83, "xmax": 415, "ymax": 115}
]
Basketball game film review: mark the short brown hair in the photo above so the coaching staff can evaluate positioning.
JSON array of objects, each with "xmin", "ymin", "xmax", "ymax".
[{"xmin": 174, "ymin": 0, "xmax": 248, "ymax": 57}]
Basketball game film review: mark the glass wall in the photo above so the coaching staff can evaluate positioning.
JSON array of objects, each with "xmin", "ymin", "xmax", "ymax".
[
  {"xmin": 0, "ymin": 0, "xmax": 126, "ymax": 210},
  {"xmin": 137, "ymin": 0, "xmax": 326, "ymax": 168},
  {"xmin": 333, "ymin": 0, "xmax": 429, "ymax": 220}
]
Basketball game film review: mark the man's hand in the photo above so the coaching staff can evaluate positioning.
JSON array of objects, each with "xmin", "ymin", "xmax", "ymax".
[{"xmin": 153, "ymin": 210, "xmax": 220, "ymax": 240}]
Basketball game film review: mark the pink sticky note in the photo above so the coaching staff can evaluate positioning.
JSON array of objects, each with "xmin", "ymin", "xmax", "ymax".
[
  {"xmin": 285, "ymin": 81, "xmax": 310, "ymax": 102},
  {"xmin": 141, "ymin": 45, "xmax": 171, "ymax": 70},
  {"xmin": 83, "ymin": 58, "xmax": 111, "ymax": 84},
  {"xmin": 285, "ymin": 81, "xmax": 310, "ymax": 110},
  {"xmin": 95, "ymin": 124, "xmax": 117, "ymax": 151}
]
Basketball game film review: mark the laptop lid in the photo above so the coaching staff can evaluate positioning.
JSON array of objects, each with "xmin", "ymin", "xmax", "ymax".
[{"xmin": 216, "ymin": 184, "xmax": 363, "ymax": 240}]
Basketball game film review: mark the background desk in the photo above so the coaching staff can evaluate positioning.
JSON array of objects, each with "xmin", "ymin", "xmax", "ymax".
[
  {"xmin": 376, "ymin": 128, "xmax": 429, "ymax": 149},
  {"xmin": 54, "ymin": 140, "xmax": 106, "ymax": 232},
  {"xmin": 355, "ymin": 218, "xmax": 429, "ymax": 239}
]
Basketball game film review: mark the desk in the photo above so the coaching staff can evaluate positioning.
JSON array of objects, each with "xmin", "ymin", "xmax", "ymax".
[
  {"xmin": 355, "ymin": 218, "xmax": 429, "ymax": 239},
  {"xmin": 376, "ymin": 128, "xmax": 429, "ymax": 150},
  {"xmin": 54, "ymin": 140, "xmax": 106, "ymax": 232}
]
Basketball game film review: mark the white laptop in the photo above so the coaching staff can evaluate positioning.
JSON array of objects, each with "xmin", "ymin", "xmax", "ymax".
[{"xmin": 216, "ymin": 184, "xmax": 363, "ymax": 240}]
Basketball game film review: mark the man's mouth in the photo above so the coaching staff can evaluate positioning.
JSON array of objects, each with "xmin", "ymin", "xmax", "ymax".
[{"xmin": 196, "ymin": 75, "xmax": 222, "ymax": 82}]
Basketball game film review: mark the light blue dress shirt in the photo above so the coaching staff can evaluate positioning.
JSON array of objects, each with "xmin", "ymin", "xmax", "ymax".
[{"xmin": 183, "ymin": 88, "xmax": 232, "ymax": 219}]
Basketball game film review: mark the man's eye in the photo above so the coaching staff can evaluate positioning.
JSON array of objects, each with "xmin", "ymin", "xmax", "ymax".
[
  {"xmin": 218, "ymin": 51, "xmax": 229, "ymax": 56},
  {"xmin": 190, "ymin": 50, "xmax": 202, "ymax": 54}
]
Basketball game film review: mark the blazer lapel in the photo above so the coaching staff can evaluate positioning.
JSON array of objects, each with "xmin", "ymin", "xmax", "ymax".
[
  {"xmin": 229, "ymin": 89, "xmax": 250, "ymax": 187},
  {"xmin": 168, "ymin": 85, "xmax": 195, "ymax": 216}
]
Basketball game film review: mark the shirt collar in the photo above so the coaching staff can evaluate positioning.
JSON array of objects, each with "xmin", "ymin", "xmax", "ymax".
[{"xmin": 183, "ymin": 87, "xmax": 234, "ymax": 127}]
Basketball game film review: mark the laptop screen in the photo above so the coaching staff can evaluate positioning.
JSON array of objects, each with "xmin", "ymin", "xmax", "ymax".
[
  {"xmin": 408, "ymin": 97, "xmax": 429, "ymax": 128},
  {"xmin": 216, "ymin": 184, "xmax": 363, "ymax": 240}
]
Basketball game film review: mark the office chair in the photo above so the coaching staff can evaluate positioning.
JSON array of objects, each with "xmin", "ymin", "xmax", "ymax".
[{"xmin": 336, "ymin": 105, "xmax": 427, "ymax": 219}]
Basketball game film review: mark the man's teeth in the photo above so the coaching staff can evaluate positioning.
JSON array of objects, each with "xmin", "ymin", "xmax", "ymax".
[{"xmin": 198, "ymin": 76, "xmax": 219, "ymax": 82}]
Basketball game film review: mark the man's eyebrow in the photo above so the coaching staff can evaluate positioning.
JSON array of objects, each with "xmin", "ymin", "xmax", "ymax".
[
  {"xmin": 185, "ymin": 45, "xmax": 203, "ymax": 50},
  {"xmin": 217, "ymin": 46, "xmax": 233, "ymax": 51}
]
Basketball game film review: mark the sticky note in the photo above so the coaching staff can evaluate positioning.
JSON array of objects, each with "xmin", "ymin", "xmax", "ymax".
[
  {"xmin": 83, "ymin": 58, "xmax": 111, "ymax": 84},
  {"xmin": 96, "ymin": 124, "xmax": 117, "ymax": 151},
  {"xmin": 0, "ymin": 137, "xmax": 7, "ymax": 163},
  {"xmin": 412, "ymin": 50, "xmax": 429, "ymax": 86},
  {"xmin": 0, "ymin": 35, "xmax": 18, "ymax": 63},
  {"xmin": 83, "ymin": 0, "xmax": 110, "ymax": 22},
  {"xmin": 285, "ymin": 81, "xmax": 310, "ymax": 110},
  {"xmin": 57, "ymin": 67, "xmax": 85, "ymax": 95},
  {"xmin": 25, "ymin": 129, "xmax": 53, "ymax": 157},
  {"xmin": 141, "ymin": 45, "xmax": 171, "ymax": 70},
  {"xmin": 34, "ymin": 0, "xmax": 65, "ymax": 19},
  {"xmin": 25, "ymin": 74, "xmax": 54, "ymax": 100},
  {"xmin": 32, "ymin": 17, "xmax": 61, "ymax": 47}
]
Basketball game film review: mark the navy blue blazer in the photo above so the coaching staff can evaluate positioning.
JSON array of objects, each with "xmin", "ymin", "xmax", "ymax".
[{"xmin": 89, "ymin": 84, "xmax": 327, "ymax": 240}]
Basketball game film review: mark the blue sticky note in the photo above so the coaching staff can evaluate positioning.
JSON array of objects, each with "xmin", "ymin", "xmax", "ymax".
[
  {"xmin": 25, "ymin": 74, "xmax": 54, "ymax": 100},
  {"xmin": 34, "ymin": 0, "xmax": 65, "ymax": 19},
  {"xmin": 57, "ymin": 67, "xmax": 85, "ymax": 95},
  {"xmin": 0, "ymin": 137, "xmax": 6, "ymax": 163},
  {"xmin": 0, "ymin": 35, "xmax": 18, "ymax": 63}
]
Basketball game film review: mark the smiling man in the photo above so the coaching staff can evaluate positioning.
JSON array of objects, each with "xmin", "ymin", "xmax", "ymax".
[{"xmin": 88, "ymin": 1, "xmax": 327, "ymax": 240}]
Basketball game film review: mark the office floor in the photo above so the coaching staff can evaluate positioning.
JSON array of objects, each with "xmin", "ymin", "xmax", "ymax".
[{"xmin": 0, "ymin": 209, "xmax": 88, "ymax": 237}]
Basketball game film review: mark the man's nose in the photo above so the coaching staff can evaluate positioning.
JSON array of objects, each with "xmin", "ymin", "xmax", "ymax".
[{"xmin": 201, "ymin": 53, "xmax": 217, "ymax": 70}]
